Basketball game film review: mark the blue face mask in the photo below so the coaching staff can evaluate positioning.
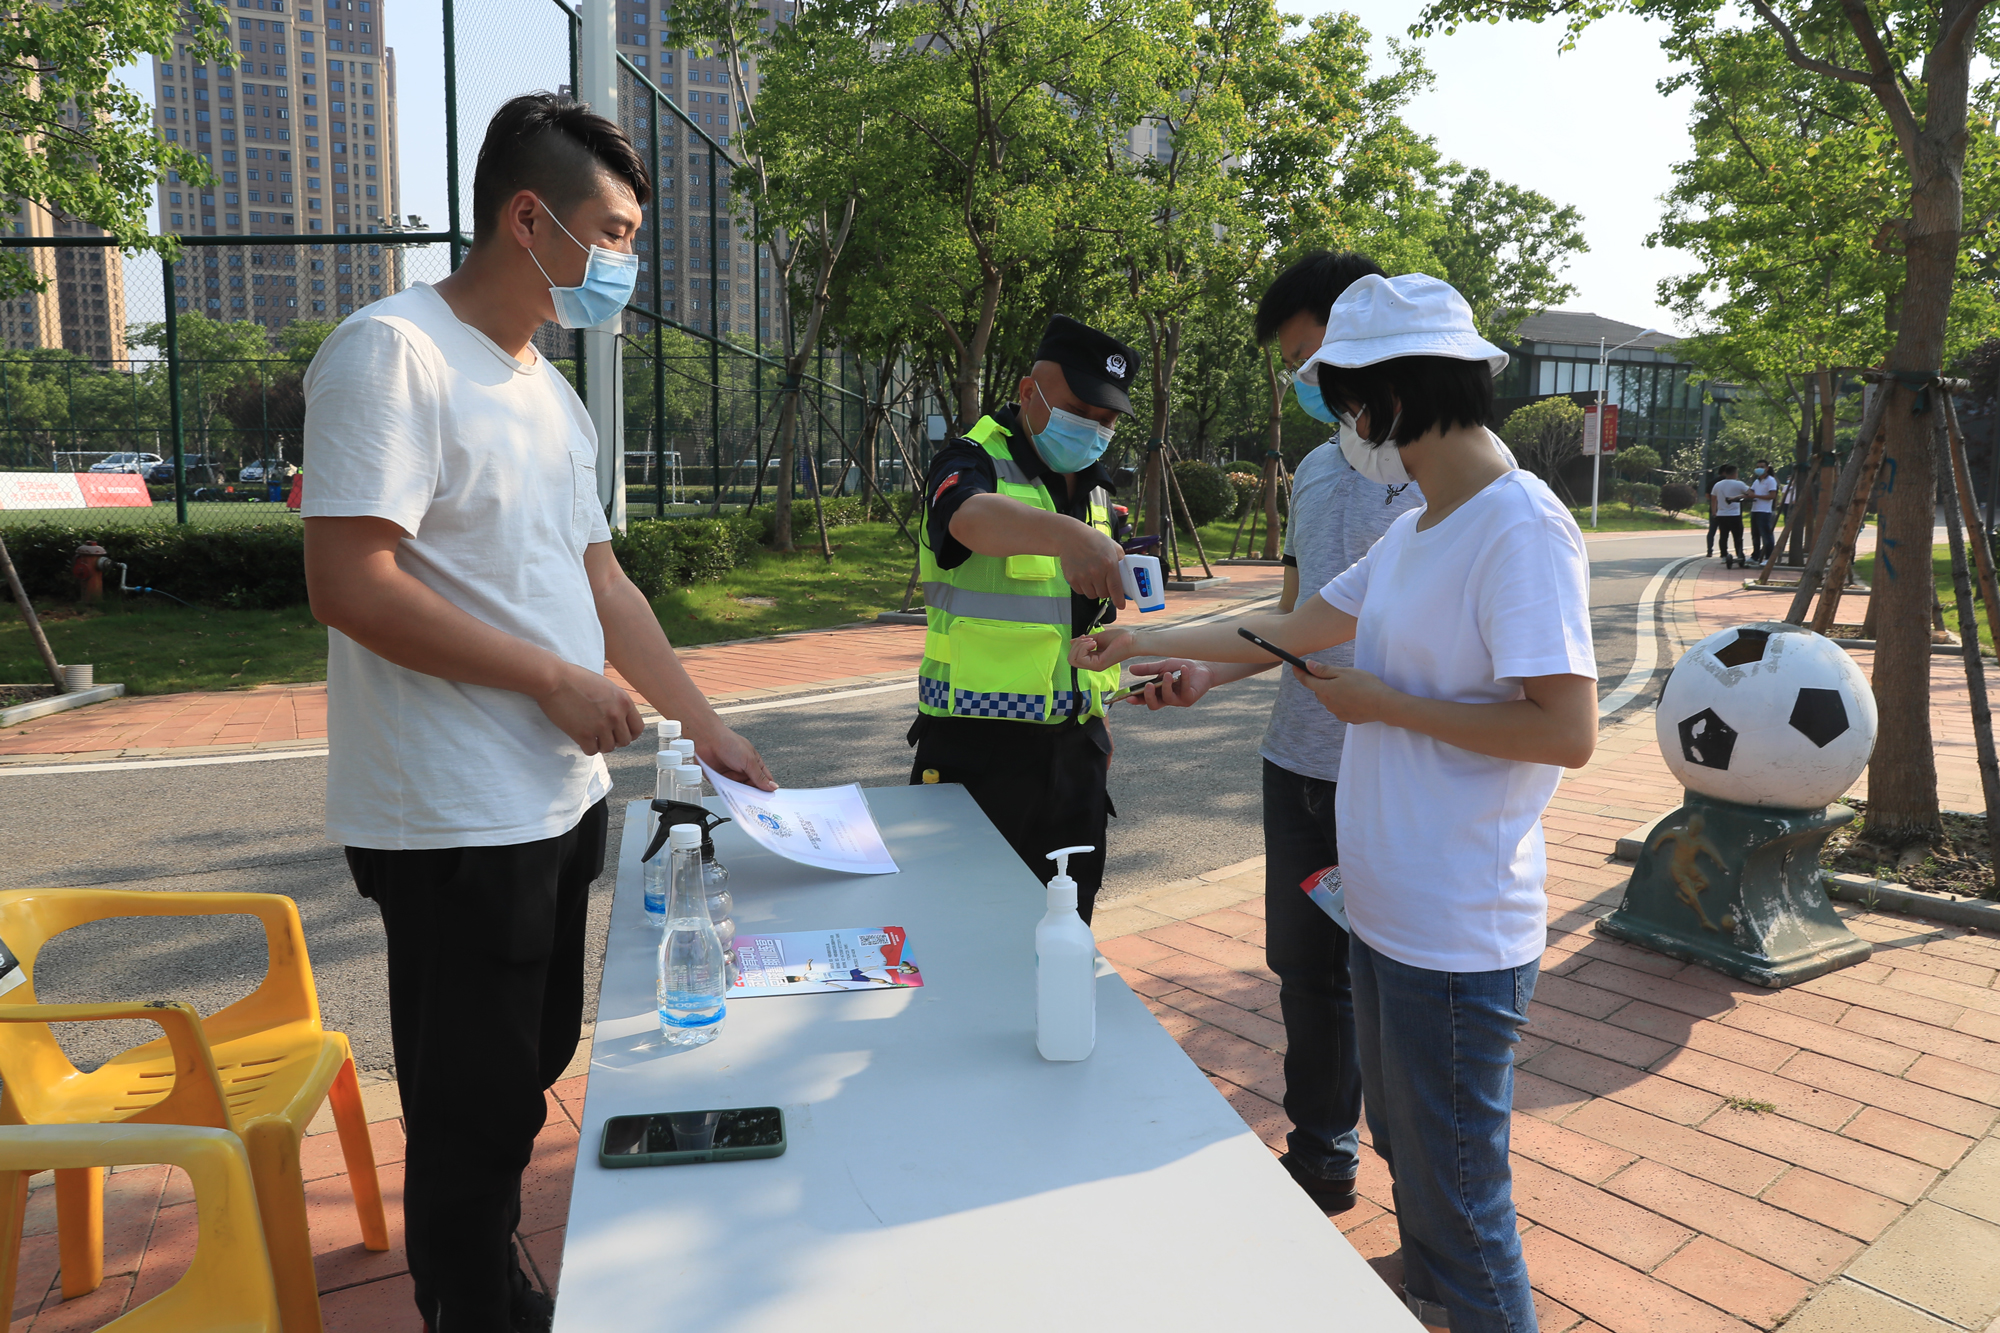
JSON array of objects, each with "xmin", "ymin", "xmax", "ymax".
[
  {"xmin": 529, "ymin": 196, "xmax": 639, "ymax": 329},
  {"xmin": 1293, "ymin": 379, "xmax": 1338, "ymax": 425},
  {"xmin": 1026, "ymin": 381, "xmax": 1115, "ymax": 473}
]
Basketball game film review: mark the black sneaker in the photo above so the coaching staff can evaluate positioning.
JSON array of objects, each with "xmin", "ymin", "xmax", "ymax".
[
  {"xmin": 510, "ymin": 1255, "xmax": 555, "ymax": 1333},
  {"xmin": 1280, "ymin": 1153, "xmax": 1358, "ymax": 1215}
]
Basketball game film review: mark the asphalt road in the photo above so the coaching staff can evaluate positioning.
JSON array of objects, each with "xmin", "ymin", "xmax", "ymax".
[{"xmin": 0, "ymin": 528, "xmax": 1707, "ymax": 1076}]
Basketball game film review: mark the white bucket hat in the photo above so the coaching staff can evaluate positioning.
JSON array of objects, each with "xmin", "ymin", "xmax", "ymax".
[{"xmin": 1297, "ymin": 273, "xmax": 1509, "ymax": 385}]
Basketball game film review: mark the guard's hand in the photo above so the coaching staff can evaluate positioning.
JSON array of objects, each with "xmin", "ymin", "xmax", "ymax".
[
  {"xmin": 535, "ymin": 662, "xmax": 645, "ymax": 756},
  {"xmin": 1070, "ymin": 626, "xmax": 1141, "ymax": 672},
  {"xmin": 1127, "ymin": 659, "xmax": 1214, "ymax": 710},
  {"xmin": 695, "ymin": 725, "xmax": 777, "ymax": 792},
  {"xmin": 1059, "ymin": 520, "xmax": 1127, "ymax": 607},
  {"xmin": 1291, "ymin": 661, "xmax": 1400, "ymax": 725}
]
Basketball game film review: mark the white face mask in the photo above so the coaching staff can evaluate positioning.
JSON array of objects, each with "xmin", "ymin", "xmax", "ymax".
[{"xmin": 1337, "ymin": 416, "xmax": 1410, "ymax": 486}]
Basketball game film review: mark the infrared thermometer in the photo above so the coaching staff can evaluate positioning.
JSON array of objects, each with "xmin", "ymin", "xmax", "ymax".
[{"xmin": 1118, "ymin": 554, "xmax": 1167, "ymax": 613}]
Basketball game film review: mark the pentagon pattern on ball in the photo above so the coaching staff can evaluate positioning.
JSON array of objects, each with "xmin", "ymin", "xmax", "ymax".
[
  {"xmin": 1679, "ymin": 708, "xmax": 1738, "ymax": 770},
  {"xmin": 1656, "ymin": 621, "xmax": 1877, "ymax": 809},
  {"xmin": 1789, "ymin": 687, "xmax": 1850, "ymax": 749}
]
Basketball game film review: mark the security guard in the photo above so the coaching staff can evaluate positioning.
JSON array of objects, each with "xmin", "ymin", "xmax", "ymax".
[{"xmin": 909, "ymin": 316, "xmax": 1139, "ymax": 922}]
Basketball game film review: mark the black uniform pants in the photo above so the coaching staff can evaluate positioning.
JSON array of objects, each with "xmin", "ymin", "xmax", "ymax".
[
  {"xmin": 908, "ymin": 713, "xmax": 1113, "ymax": 922},
  {"xmin": 344, "ymin": 799, "xmax": 609, "ymax": 1333},
  {"xmin": 1716, "ymin": 515, "xmax": 1745, "ymax": 562}
]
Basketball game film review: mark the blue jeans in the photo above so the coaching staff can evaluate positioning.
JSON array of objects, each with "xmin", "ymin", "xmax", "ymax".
[
  {"xmin": 1261, "ymin": 760, "xmax": 1361, "ymax": 1180},
  {"xmin": 1350, "ymin": 935, "xmax": 1540, "ymax": 1332}
]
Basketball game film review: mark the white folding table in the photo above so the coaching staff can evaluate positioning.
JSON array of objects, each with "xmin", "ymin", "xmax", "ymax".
[{"xmin": 554, "ymin": 785, "xmax": 1417, "ymax": 1330}]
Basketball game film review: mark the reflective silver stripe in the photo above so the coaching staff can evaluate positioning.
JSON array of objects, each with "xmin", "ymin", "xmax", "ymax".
[
  {"xmin": 1088, "ymin": 486, "xmax": 1108, "ymax": 511},
  {"xmin": 992, "ymin": 456, "xmax": 1038, "ymax": 488},
  {"xmin": 921, "ymin": 582, "xmax": 1070, "ymax": 625}
]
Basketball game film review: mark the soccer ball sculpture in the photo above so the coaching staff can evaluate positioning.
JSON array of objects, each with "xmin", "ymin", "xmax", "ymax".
[
  {"xmin": 1601, "ymin": 621, "xmax": 1875, "ymax": 988},
  {"xmin": 1658, "ymin": 622, "xmax": 1877, "ymax": 810}
]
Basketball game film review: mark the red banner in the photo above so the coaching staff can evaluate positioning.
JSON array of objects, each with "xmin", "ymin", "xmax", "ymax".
[{"xmin": 74, "ymin": 473, "xmax": 154, "ymax": 507}]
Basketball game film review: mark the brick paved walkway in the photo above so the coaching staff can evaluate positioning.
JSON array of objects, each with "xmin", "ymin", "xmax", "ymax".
[
  {"xmin": 0, "ymin": 565, "xmax": 1287, "ymax": 764},
  {"xmin": 17, "ymin": 549, "xmax": 2000, "ymax": 1331}
]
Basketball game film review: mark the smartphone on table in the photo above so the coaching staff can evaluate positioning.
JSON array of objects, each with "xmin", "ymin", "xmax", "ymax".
[{"xmin": 599, "ymin": 1107, "xmax": 786, "ymax": 1168}]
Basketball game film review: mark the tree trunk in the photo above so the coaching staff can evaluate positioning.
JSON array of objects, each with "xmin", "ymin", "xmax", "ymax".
[
  {"xmin": 1262, "ymin": 350, "xmax": 1283, "ymax": 559},
  {"xmin": 1863, "ymin": 226, "xmax": 1959, "ymax": 840},
  {"xmin": 772, "ymin": 371, "xmax": 803, "ymax": 554}
]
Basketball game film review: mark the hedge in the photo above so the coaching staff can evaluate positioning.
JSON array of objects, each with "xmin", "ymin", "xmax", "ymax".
[
  {"xmin": 2, "ymin": 504, "xmax": 919, "ymax": 610},
  {"xmin": 611, "ymin": 516, "xmax": 763, "ymax": 597},
  {"xmin": 1171, "ymin": 460, "xmax": 1236, "ymax": 529},
  {"xmin": 0, "ymin": 522, "xmax": 309, "ymax": 609}
]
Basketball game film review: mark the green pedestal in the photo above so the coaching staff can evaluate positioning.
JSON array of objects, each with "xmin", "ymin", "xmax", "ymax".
[{"xmin": 1596, "ymin": 792, "xmax": 1872, "ymax": 988}]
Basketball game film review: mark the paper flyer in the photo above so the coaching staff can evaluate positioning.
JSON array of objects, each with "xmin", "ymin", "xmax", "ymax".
[
  {"xmin": 699, "ymin": 764, "xmax": 899, "ymax": 875},
  {"xmin": 1301, "ymin": 866, "xmax": 1351, "ymax": 933},
  {"xmin": 731, "ymin": 925, "xmax": 923, "ymax": 996}
]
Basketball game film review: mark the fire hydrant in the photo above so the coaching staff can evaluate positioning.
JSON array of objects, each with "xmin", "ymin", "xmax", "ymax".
[{"xmin": 71, "ymin": 540, "xmax": 110, "ymax": 604}]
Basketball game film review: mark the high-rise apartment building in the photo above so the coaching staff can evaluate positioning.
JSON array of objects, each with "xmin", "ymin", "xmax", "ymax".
[
  {"xmin": 0, "ymin": 201, "xmax": 126, "ymax": 363},
  {"xmin": 614, "ymin": 6, "xmax": 780, "ymax": 339},
  {"xmin": 151, "ymin": 0, "xmax": 404, "ymax": 332}
]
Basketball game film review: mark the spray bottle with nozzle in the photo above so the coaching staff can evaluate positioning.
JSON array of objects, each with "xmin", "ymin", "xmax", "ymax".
[
  {"xmin": 1036, "ymin": 845, "xmax": 1097, "ymax": 1061},
  {"xmin": 647, "ymin": 800, "xmax": 735, "ymax": 972}
]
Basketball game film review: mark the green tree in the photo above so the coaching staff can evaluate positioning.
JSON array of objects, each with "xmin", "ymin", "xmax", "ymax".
[
  {"xmin": 684, "ymin": 0, "xmax": 886, "ymax": 551},
  {"xmin": 1, "ymin": 0, "xmax": 231, "ymax": 299},
  {"xmin": 129, "ymin": 312, "xmax": 276, "ymax": 465},
  {"xmin": 1501, "ymin": 395, "xmax": 1584, "ymax": 502},
  {"xmin": 1418, "ymin": 0, "xmax": 2000, "ymax": 840},
  {"xmin": 1424, "ymin": 164, "xmax": 1588, "ymax": 342}
]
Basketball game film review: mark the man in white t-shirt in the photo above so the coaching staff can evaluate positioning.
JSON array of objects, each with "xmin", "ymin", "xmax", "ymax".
[
  {"xmin": 1709, "ymin": 464, "xmax": 1751, "ymax": 568},
  {"xmin": 303, "ymin": 93, "xmax": 773, "ymax": 1333},
  {"xmin": 1748, "ymin": 458, "xmax": 1780, "ymax": 563}
]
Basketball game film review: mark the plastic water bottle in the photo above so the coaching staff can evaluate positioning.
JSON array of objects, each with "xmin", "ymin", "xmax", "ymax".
[
  {"xmin": 656, "ymin": 718, "xmax": 682, "ymax": 747},
  {"xmin": 672, "ymin": 764, "xmax": 735, "ymax": 972},
  {"xmin": 659, "ymin": 824, "xmax": 727, "ymax": 1044},
  {"xmin": 669, "ymin": 738, "xmax": 697, "ymax": 768},
  {"xmin": 1036, "ymin": 845, "xmax": 1097, "ymax": 1061},
  {"xmin": 645, "ymin": 751, "xmax": 677, "ymax": 857}
]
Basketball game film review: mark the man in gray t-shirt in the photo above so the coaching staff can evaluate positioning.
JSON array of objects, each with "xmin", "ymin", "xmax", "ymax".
[{"xmin": 1133, "ymin": 435, "xmax": 1422, "ymax": 1205}]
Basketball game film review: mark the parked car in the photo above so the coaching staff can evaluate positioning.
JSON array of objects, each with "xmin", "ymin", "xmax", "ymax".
[
  {"xmin": 88, "ymin": 452, "xmax": 164, "ymax": 474},
  {"xmin": 239, "ymin": 458, "xmax": 299, "ymax": 484},
  {"xmin": 144, "ymin": 455, "xmax": 224, "ymax": 485}
]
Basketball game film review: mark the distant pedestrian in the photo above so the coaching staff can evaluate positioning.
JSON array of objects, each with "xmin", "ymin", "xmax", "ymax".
[
  {"xmin": 1704, "ymin": 470, "xmax": 1722, "ymax": 557},
  {"xmin": 1748, "ymin": 459, "xmax": 1779, "ymax": 564},
  {"xmin": 1710, "ymin": 464, "xmax": 1750, "ymax": 568}
]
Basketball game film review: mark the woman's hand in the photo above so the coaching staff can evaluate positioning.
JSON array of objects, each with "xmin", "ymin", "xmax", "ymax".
[
  {"xmin": 1291, "ymin": 662, "xmax": 1402, "ymax": 725},
  {"xmin": 1070, "ymin": 626, "xmax": 1143, "ymax": 672},
  {"xmin": 1126, "ymin": 659, "xmax": 1216, "ymax": 709}
]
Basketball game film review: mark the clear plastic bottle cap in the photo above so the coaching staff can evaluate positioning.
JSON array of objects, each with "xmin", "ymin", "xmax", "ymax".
[
  {"xmin": 656, "ymin": 719, "xmax": 682, "ymax": 743},
  {"xmin": 669, "ymin": 824, "xmax": 703, "ymax": 850},
  {"xmin": 676, "ymin": 763, "xmax": 704, "ymax": 786}
]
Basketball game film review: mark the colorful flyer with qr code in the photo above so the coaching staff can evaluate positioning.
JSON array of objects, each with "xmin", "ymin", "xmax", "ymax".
[{"xmin": 730, "ymin": 926, "xmax": 923, "ymax": 996}]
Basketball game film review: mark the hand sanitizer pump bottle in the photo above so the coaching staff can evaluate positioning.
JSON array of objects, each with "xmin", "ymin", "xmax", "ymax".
[{"xmin": 1036, "ymin": 846, "xmax": 1098, "ymax": 1062}]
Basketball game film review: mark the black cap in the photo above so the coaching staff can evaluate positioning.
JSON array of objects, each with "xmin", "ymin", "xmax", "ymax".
[{"xmin": 1034, "ymin": 315, "xmax": 1141, "ymax": 416}]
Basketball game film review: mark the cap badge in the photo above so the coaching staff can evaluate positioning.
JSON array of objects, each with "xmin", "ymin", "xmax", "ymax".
[{"xmin": 1105, "ymin": 354, "xmax": 1128, "ymax": 378}]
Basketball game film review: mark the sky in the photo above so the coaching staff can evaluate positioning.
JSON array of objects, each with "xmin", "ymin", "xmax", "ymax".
[{"xmin": 115, "ymin": 0, "xmax": 1702, "ymax": 336}]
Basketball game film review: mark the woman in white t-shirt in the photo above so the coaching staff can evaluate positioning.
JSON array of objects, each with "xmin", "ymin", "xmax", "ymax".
[{"xmin": 1071, "ymin": 273, "xmax": 1596, "ymax": 1333}]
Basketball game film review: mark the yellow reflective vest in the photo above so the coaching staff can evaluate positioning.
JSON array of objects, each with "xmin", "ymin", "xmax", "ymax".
[{"xmin": 917, "ymin": 415, "xmax": 1121, "ymax": 723}]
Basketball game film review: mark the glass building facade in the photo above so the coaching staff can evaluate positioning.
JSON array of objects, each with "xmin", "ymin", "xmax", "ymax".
[{"xmin": 1495, "ymin": 314, "xmax": 1712, "ymax": 458}]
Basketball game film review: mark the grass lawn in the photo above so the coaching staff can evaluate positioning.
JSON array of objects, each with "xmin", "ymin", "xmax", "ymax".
[
  {"xmin": 0, "ymin": 501, "xmax": 302, "ymax": 529},
  {"xmin": 1567, "ymin": 502, "xmax": 1706, "ymax": 532},
  {"xmin": 0, "ymin": 599, "xmax": 329, "ymax": 695},
  {"xmin": 651, "ymin": 521, "xmax": 922, "ymax": 646},
  {"xmin": 1852, "ymin": 548, "xmax": 1999, "ymax": 655}
]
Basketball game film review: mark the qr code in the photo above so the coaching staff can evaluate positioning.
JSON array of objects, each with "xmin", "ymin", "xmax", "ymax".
[{"xmin": 857, "ymin": 932, "xmax": 891, "ymax": 947}]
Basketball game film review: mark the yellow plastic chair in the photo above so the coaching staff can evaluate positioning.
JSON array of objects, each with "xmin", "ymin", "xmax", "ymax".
[
  {"xmin": 0, "ymin": 1123, "xmax": 281, "ymax": 1331},
  {"xmin": 0, "ymin": 888, "xmax": 388, "ymax": 1333}
]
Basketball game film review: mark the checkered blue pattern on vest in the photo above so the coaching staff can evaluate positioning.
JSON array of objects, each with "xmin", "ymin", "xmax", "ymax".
[
  {"xmin": 1052, "ymin": 690, "xmax": 1092, "ymax": 715},
  {"xmin": 918, "ymin": 676, "xmax": 951, "ymax": 711},
  {"xmin": 952, "ymin": 689, "xmax": 1048, "ymax": 720}
]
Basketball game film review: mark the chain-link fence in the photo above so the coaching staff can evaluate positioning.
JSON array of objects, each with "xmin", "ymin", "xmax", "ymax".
[{"xmin": 0, "ymin": 0, "xmax": 939, "ymax": 535}]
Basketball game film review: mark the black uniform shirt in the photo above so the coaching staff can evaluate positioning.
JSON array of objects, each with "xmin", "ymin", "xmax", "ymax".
[{"xmin": 921, "ymin": 404, "xmax": 1127, "ymax": 638}]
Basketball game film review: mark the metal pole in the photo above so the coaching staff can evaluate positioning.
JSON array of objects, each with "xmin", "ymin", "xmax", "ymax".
[
  {"xmin": 708, "ymin": 187, "xmax": 720, "ymax": 515},
  {"xmin": 442, "ymin": 0, "xmax": 463, "ymax": 271},
  {"xmin": 1593, "ymin": 338, "xmax": 1604, "ymax": 530},
  {"xmin": 579, "ymin": 0, "xmax": 624, "ymax": 529},
  {"xmin": 652, "ymin": 88, "xmax": 666, "ymax": 520},
  {"xmin": 164, "ymin": 253, "xmax": 188, "ymax": 524}
]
